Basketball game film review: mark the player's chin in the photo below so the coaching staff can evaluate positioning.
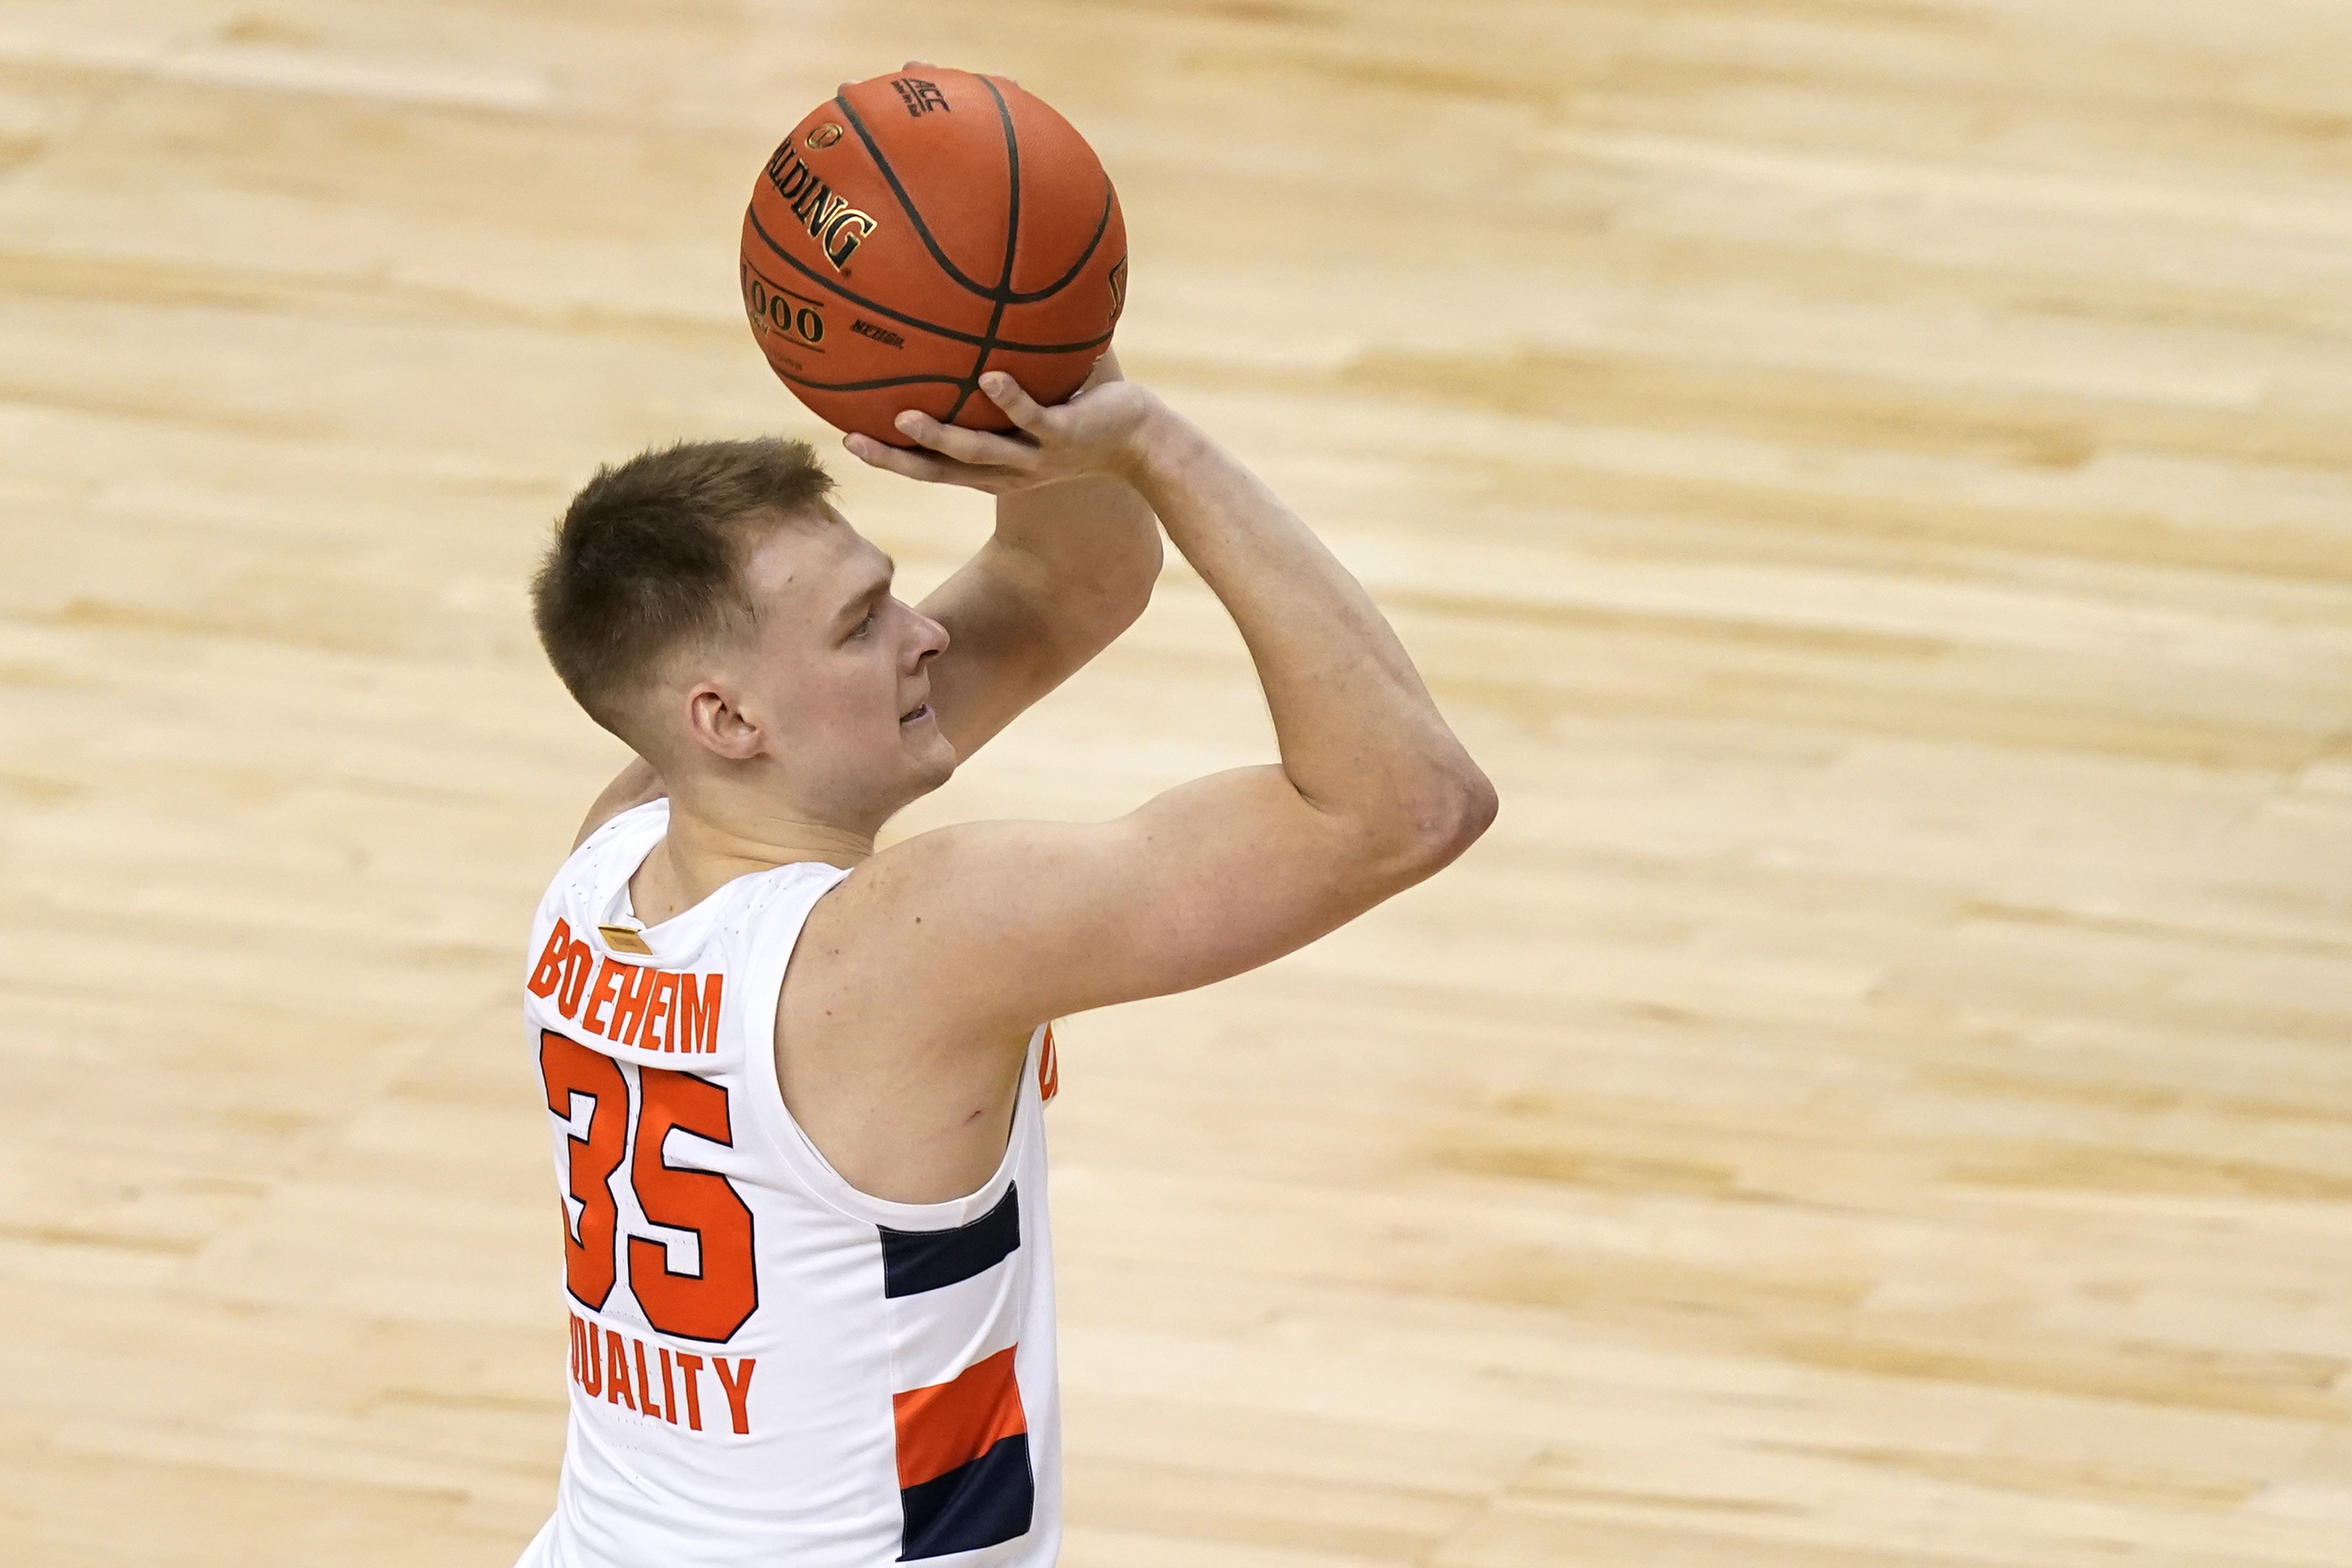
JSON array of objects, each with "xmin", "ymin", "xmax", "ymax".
[{"xmin": 899, "ymin": 716, "xmax": 958, "ymax": 784}]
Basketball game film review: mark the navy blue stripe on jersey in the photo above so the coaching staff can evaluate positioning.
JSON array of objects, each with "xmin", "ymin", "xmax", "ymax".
[
  {"xmin": 880, "ymin": 1183, "xmax": 1021, "ymax": 1298},
  {"xmin": 898, "ymin": 1432, "xmax": 1034, "ymax": 1560}
]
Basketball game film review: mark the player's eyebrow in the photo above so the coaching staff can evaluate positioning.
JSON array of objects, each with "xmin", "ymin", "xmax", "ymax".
[{"xmin": 835, "ymin": 555, "xmax": 895, "ymax": 626}]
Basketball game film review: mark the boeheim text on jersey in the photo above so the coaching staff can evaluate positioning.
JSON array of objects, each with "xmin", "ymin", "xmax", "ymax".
[{"xmin": 528, "ymin": 918, "xmax": 724, "ymax": 1054}]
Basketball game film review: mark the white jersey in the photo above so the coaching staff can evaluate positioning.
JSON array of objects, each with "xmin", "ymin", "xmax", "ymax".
[{"xmin": 513, "ymin": 801, "xmax": 1061, "ymax": 1568}]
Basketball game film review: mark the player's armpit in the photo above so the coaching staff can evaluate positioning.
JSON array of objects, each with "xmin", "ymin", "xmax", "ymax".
[{"xmin": 831, "ymin": 762, "xmax": 1489, "ymax": 1033}]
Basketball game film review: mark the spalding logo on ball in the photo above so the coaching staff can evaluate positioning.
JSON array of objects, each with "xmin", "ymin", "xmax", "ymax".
[{"xmin": 739, "ymin": 67, "xmax": 1128, "ymax": 445}]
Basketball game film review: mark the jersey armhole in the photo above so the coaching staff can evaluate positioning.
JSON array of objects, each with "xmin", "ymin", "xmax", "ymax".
[{"xmin": 733, "ymin": 871, "xmax": 1045, "ymax": 1232}]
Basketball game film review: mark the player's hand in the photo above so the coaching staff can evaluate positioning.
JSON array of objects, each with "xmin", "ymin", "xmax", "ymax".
[{"xmin": 843, "ymin": 372, "xmax": 1171, "ymax": 496}]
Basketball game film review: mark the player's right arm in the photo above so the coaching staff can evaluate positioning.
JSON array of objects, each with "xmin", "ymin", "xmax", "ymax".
[{"xmin": 835, "ymin": 376, "xmax": 1495, "ymax": 1027}]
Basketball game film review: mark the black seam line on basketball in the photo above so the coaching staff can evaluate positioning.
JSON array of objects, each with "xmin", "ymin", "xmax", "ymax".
[
  {"xmin": 834, "ymin": 86, "xmax": 1112, "ymax": 307},
  {"xmin": 988, "ymin": 73, "xmax": 1022, "ymax": 300},
  {"xmin": 748, "ymin": 204, "xmax": 1103, "ymax": 354},
  {"xmin": 944, "ymin": 77, "xmax": 1022, "ymax": 426},
  {"xmin": 835, "ymin": 93, "xmax": 1000, "ymax": 302},
  {"xmin": 975, "ymin": 328, "xmax": 1116, "ymax": 355},
  {"xmin": 966, "ymin": 72, "xmax": 1109, "ymax": 306},
  {"xmin": 749, "ymin": 208, "xmax": 1117, "ymax": 355},
  {"xmin": 999, "ymin": 194, "xmax": 1114, "ymax": 305},
  {"xmin": 765, "ymin": 370, "xmax": 973, "ymax": 393},
  {"xmin": 746, "ymin": 205, "xmax": 991, "ymax": 346},
  {"xmin": 745, "ymin": 208, "xmax": 1114, "ymax": 354},
  {"xmin": 944, "ymin": 298, "xmax": 1006, "ymax": 423}
]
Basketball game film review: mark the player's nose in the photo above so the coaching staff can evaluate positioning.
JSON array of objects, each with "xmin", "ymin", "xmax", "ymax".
[{"xmin": 909, "ymin": 608, "xmax": 949, "ymax": 667}]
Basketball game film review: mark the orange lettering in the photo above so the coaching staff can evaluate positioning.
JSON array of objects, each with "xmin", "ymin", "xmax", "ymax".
[
  {"xmin": 582, "ymin": 958, "xmax": 629, "ymax": 1037},
  {"xmin": 530, "ymin": 920, "xmax": 572, "ymax": 998},
  {"xmin": 605, "ymin": 1330, "xmax": 637, "ymax": 1410},
  {"xmin": 541, "ymin": 1033, "xmax": 626, "ymax": 1310},
  {"xmin": 675, "ymin": 1351, "xmax": 706, "ymax": 1431},
  {"xmin": 659, "ymin": 1346, "xmax": 680, "ymax": 1425},
  {"xmin": 675, "ymin": 972, "xmax": 724, "ymax": 1055},
  {"xmin": 633, "ymin": 1337, "xmax": 661, "ymax": 1418},
  {"xmin": 556, "ymin": 938, "xmax": 594, "ymax": 1019},
  {"xmin": 628, "ymin": 1070, "xmax": 756, "ymax": 1340},
  {"xmin": 645, "ymin": 973, "xmax": 678, "ymax": 1051},
  {"xmin": 577, "ymin": 1316, "xmax": 602, "ymax": 1395},
  {"xmin": 610, "ymin": 963, "xmax": 660, "ymax": 1046},
  {"xmin": 714, "ymin": 1356, "xmax": 755, "ymax": 1434}
]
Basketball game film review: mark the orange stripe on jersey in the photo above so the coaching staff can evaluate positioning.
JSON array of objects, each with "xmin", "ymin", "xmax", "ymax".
[
  {"xmin": 891, "ymin": 1346, "xmax": 1028, "ymax": 1491},
  {"xmin": 1038, "ymin": 1024, "xmax": 1058, "ymax": 1103}
]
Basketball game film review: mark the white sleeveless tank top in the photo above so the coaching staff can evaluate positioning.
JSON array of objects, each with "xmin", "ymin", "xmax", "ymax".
[{"xmin": 513, "ymin": 801, "xmax": 1061, "ymax": 1567}]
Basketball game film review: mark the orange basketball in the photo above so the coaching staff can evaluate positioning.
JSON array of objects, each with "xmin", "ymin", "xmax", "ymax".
[{"xmin": 738, "ymin": 68, "xmax": 1128, "ymax": 445}]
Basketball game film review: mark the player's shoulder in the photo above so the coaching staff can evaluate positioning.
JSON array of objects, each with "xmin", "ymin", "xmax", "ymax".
[
  {"xmin": 570, "ymin": 796, "xmax": 667, "ymax": 862},
  {"xmin": 781, "ymin": 822, "xmax": 1084, "ymax": 1051},
  {"xmin": 796, "ymin": 818, "xmax": 1106, "ymax": 991},
  {"xmin": 838, "ymin": 815, "xmax": 1116, "ymax": 915},
  {"xmin": 541, "ymin": 798, "xmax": 667, "ymax": 912},
  {"xmin": 812, "ymin": 820, "xmax": 995, "ymax": 936}
]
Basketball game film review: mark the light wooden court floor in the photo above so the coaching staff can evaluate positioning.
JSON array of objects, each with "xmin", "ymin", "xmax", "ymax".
[{"xmin": 1, "ymin": 1, "xmax": 2349, "ymax": 1564}]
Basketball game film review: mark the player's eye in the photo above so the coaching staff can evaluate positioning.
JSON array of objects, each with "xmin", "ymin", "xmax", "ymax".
[{"xmin": 851, "ymin": 609, "xmax": 877, "ymax": 639}]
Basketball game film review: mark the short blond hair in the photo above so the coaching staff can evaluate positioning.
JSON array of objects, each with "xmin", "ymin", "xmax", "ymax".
[{"xmin": 532, "ymin": 437, "xmax": 835, "ymax": 736}]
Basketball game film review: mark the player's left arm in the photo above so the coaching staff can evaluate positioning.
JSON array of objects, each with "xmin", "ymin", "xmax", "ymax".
[{"xmin": 885, "ymin": 351, "xmax": 1163, "ymax": 757}]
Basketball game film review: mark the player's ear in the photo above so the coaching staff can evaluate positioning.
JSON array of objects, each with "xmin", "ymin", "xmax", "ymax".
[{"xmin": 683, "ymin": 681, "xmax": 762, "ymax": 762}]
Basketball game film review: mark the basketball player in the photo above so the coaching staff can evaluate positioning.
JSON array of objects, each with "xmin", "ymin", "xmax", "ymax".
[{"xmin": 515, "ymin": 354, "xmax": 1495, "ymax": 1567}]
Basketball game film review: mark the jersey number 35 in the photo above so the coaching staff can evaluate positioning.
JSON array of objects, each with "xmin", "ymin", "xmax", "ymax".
[{"xmin": 539, "ymin": 1030, "xmax": 757, "ymax": 1343}]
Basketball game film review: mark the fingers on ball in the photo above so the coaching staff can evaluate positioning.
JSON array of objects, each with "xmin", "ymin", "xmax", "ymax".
[
  {"xmin": 911, "ymin": 416, "xmax": 1033, "ymax": 468},
  {"xmin": 979, "ymin": 373, "xmax": 1049, "ymax": 431},
  {"xmin": 846, "ymin": 435, "xmax": 940, "ymax": 480}
]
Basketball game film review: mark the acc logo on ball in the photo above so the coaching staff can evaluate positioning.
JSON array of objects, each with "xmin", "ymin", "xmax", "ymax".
[
  {"xmin": 739, "ymin": 258, "xmax": 827, "ymax": 361},
  {"xmin": 805, "ymin": 122, "xmax": 844, "ymax": 150},
  {"xmin": 762, "ymin": 144, "xmax": 879, "ymax": 272}
]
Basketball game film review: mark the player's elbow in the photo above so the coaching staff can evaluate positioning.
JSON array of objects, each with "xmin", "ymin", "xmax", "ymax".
[
  {"xmin": 1103, "ymin": 532, "xmax": 1165, "ymax": 626},
  {"xmin": 1059, "ymin": 537, "xmax": 1162, "ymax": 649},
  {"xmin": 1390, "ymin": 757, "xmax": 1498, "ymax": 878}
]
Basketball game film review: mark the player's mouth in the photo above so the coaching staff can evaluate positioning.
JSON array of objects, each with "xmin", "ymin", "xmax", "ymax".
[{"xmin": 899, "ymin": 702, "xmax": 931, "ymax": 726}]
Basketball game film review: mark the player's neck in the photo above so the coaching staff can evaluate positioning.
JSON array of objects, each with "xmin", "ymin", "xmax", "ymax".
[{"xmin": 629, "ymin": 788, "xmax": 874, "ymax": 926}]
